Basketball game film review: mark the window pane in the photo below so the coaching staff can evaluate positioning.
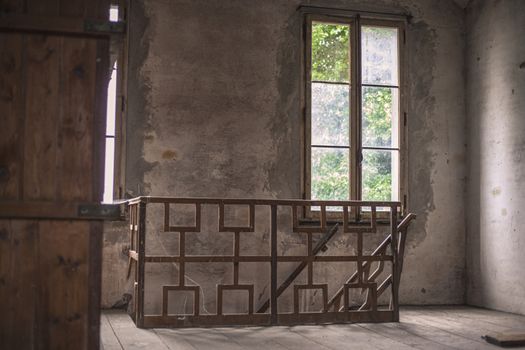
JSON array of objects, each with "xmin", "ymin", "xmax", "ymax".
[
  {"xmin": 109, "ymin": 6, "xmax": 119, "ymax": 22},
  {"xmin": 362, "ymin": 149, "xmax": 399, "ymax": 201},
  {"xmin": 311, "ymin": 147, "xmax": 349, "ymax": 200},
  {"xmin": 311, "ymin": 83, "xmax": 349, "ymax": 146},
  {"xmin": 362, "ymin": 86, "xmax": 399, "ymax": 148},
  {"xmin": 362, "ymin": 26, "xmax": 398, "ymax": 86},
  {"xmin": 312, "ymin": 22, "xmax": 350, "ymax": 82},
  {"xmin": 103, "ymin": 137, "xmax": 115, "ymax": 203},
  {"xmin": 106, "ymin": 62, "xmax": 117, "ymax": 136}
]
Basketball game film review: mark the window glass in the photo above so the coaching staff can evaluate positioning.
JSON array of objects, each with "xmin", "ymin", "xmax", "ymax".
[
  {"xmin": 311, "ymin": 83, "xmax": 350, "ymax": 147},
  {"xmin": 362, "ymin": 149, "xmax": 399, "ymax": 201},
  {"xmin": 361, "ymin": 26, "xmax": 398, "ymax": 86},
  {"xmin": 362, "ymin": 86, "xmax": 399, "ymax": 148},
  {"xmin": 311, "ymin": 148, "xmax": 350, "ymax": 201},
  {"xmin": 307, "ymin": 19, "xmax": 402, "ymax": 206},
  {"xmin": 312, "ymin": 22, "xmax": 350, "ymax": 82}
]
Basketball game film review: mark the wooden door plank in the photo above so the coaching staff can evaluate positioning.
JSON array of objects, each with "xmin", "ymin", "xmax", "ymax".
[
  {"xmin": 94, "ymin": 39, "xmax": 110, "ymax": 201},
  {"xmin": 58, "ymin": 36, "xmax": 97, "ymax": 201},
  {"xmin": 0, "ymin": 33, "xmax": 23, "ymax": 200},
  {"xmin": 0, "ymin": 220, "xmax": 38, "ymax": 349},
  {"xmin": 59, "ymin": 0, "xmax": 86, "ymax": 18},
  {"xmin": 23, "ymin": 34, "xmax": 60, "ymax": 201},
  {"xmin": 0, "ymin": 0, "xmax": 25, "ymax": 13},
  {"xmin": 84, "ymin": 0, "xmax": 111, "ymax": 20},
  {"xmin": 87, "ymin": 221, "xmax": 104, "ymax": 350},
  {"xmin": 37, "ymin": 220, "xmax": 90, "ymax": 350},
  {"xmin": 0, "ymin": 220, "xmax": 13, "ymax": 346},
  {"xmin": 26, "ymin": 0, "xmax": 60, "ymax": 16}
]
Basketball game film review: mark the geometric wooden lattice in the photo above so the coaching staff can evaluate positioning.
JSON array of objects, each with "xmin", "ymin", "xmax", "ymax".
[{"xmin": 127, "ymin": 196, "xmax": 415, "ymax": 328}]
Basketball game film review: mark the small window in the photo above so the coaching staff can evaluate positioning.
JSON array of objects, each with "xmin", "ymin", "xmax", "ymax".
[
  {"xmin": 103, "ymin": 60, "xmax": 117, "ymax": 203},
  {"xmin": 103, "ymin": 4, "xmax": 126, "ymax": 203},
  {"xmin": 304, "ymin": 15, "xmax": 405, "ymax": 212}
]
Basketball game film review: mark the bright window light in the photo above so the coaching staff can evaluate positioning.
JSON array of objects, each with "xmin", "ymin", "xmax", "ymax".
[
  {"xmin": 103, "ymin": 61, "xmax": 117, "ymax": 203},
  {"xmin": 109, "ymin": 6, "xmax": 119, "ymax": 22},
  {"xmin": 103, "ymin": 5, "xmax": 120, "ymax": 203}
]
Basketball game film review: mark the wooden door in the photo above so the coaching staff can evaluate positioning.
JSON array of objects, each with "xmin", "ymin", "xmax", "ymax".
[{"xmin": 0, "ymin": 1, "xmax": 116, "ymax": 349}]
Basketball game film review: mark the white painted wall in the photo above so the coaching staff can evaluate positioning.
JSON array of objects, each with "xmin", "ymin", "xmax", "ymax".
[{"xmin": 466, "ymin": 0, "xmax": 525, "ymax": 315}]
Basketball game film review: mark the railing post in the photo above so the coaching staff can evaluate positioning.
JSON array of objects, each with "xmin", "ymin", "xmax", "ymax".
[
  {"xmin": 390, "ymin": 205, "xmax": 399, "ymax": 321},
  {"xmin": 136, "ymin": 199, "xmax": 147, "ymax": 328},
  {"xmin": 270, "ymin": 204, "xmax": 278, "ymax": 325}
]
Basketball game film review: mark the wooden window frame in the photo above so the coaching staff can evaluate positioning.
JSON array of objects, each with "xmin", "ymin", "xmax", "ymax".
[{"xmin": 301, "ymin": 12, "xmax": 408, "ymax": 220}]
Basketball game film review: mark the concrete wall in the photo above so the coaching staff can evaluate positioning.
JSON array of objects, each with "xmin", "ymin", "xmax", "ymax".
[
  {"xmin": 102, "ymin": 0, "xmax": 467, "ymax": 308},
  {"xmin": 466, "ymin": 0, "xmax": 525, "ymax": 315}
]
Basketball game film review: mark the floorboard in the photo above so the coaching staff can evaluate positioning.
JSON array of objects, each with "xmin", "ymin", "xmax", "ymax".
[
  {"xmin": 100, "ymin": 313, "xmax": 123, "ymax": 350},
  {"xmin": 101, "ymin": 307, "xmax": 525, "ymax": 350}
]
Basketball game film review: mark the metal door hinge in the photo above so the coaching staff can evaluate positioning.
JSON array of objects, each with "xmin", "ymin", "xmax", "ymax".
[
  {"xmin": 78, "ymin": 203, "xmax": 122, "ymax": 219},
  {"xmin": 84, "ymin": 20, "xmax": 125, "ymax": 34}
]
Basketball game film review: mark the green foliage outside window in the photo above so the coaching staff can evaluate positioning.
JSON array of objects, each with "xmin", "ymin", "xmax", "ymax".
[
  {"xmin": 311, "ymin": 23, "xmax": 397, "ymax": 202},
  {"xmin": 311, "ymin": 149, "xmax": 349, "ymax": 201},
  {"xmin": 311, "ymin": 23, "xmax": 349, "ymax": 82}
]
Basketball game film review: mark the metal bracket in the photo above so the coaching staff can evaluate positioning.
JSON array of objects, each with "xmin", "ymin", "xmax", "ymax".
[
  {"xmin": 78, "ymin": 203, "xmax": 122, "ymax": 219},
  {"xmin": 84, "ymin": 20, "xmax": 125, "ymax": 34}
]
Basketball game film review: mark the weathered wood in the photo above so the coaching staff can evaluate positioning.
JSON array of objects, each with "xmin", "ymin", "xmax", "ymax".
[
  {"xmin": 136, "ymin": 201, "xmax": 147, "ymax": 327},
  {"xmin": 26, "ymin": 0, "xmax": 60, "ymax": 16},
  {"xmin": 0, "ymin": 220, "xmax": 38, "ymax": 348},
  {"xmin": 208, "ymin": 327, "xmax": 290, "ymax": 350},
  {"xmin": 401, "ymin": 308, "xmax": 524, "ymax": 349},
  {"xmin": 99, "ymin": 312, "xmax": 123, "ymax": 350},
  {"xmin": 257, "ymin": 223, "xmax": 339, "ymax": 313},
  {"xmin": 483, "ymin": 332, "xmax": 525, "ymax": 347},
  {"xmin": 127, "ymin": 197, "xmax": 413, "ymax": 328},
  {"xmin": 0, "ymin": 33, "xmax": 23, "ymax": 200},
  {"xmin": 23, "ymin": 33, "xmax": 60, "ymax": 200},
  {"xmin": 399, "ymin": 313, "xmax": 497, "ymax": 350},
  {"xmin": 37, "ymin": 221, "xmax": 90, "ymax": 349},
  {"xmin": 270, "ymin": 204, "xmax": 278, "ymax": 325},
  {"xmin": 88, "ymin": 220, "xmax": 104, "ymax": 349},
  {"xmin": 133, "ymin": 196, "xmax": 401, "ymax": 207},
  {"xmin": 105, "ymin": 311, "xmax": 169, "ymax": 350},
  {"xmin": 84, "ymin": 0, "xmax": 111, "ymax": 20},
  {"xmin": 0, "ymin": 200, "xmax": 122, "ymax": 220},
  {"xmin": 102, "ymin": 307, "xmax": 525, "ymax": 350},
  {"xmin": 59, "ymin": 36, "xmax": 97, "ymax": 201},
  {"xmin": 155, "ymin": 328, "xmax": 212, "ymax": 350},
  {"xmin": 292, "ymin": 323, "xmax": 410, "ymax": 350},
  {"xmin": 60, "ymin": 0, "xmax": 86, "ymax": 18},
  {"xmin": 0, "ymin": 1, "xmax": 113, "ymax": 347}
]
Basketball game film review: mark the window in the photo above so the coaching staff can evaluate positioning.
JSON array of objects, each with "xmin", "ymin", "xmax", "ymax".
[
  {"xmin": 103, "ymin": 4, "xmax": 126, "ymax": 203},
  {"xmin": 304, "ymin": 14, "xmax": 405, "ymax": 211}
]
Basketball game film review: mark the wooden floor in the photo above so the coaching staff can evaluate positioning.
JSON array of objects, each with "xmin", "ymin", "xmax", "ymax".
[{"xmin": 101, "ymin": 306, "xmax": 525, "ymax": 349}]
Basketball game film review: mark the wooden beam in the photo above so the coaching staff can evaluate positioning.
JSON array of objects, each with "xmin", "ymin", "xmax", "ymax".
[{"xmin": 0, "ymin": 14, "xmax": 125, "ymax": 36}]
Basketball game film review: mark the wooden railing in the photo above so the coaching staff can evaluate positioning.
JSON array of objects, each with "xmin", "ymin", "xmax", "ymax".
[{"xmin": 126, "ymin": 196, "xmax": 415, "ymax": 328}]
